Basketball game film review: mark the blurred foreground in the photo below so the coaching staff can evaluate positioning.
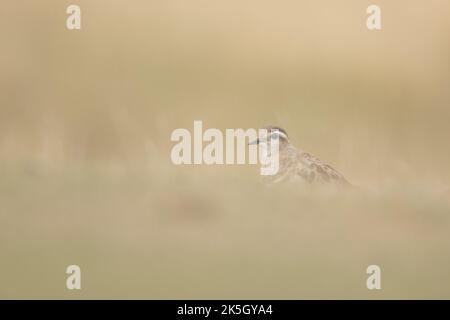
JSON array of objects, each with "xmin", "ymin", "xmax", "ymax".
[{"xmin": 1, "ymin": 163, "xmax": 450, "ymax": 299}]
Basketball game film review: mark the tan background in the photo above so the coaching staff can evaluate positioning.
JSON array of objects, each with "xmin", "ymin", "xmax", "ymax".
[{"xmin": 0, "ymin": 1, "xmax": 449, "ymax": 298}]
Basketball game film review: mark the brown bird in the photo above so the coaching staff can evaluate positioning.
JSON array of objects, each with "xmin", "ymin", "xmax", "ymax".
[{"xmin": 250, "ymin": 126, "xmax": 351, "ymax": 186}]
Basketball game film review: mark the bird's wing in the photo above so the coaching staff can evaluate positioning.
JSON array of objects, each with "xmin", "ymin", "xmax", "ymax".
[{"xmin": 296, "ymin": 152, "xmax": 350, "ymax": 185}]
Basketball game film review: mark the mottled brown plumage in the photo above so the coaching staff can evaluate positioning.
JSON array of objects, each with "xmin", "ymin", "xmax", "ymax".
[{"xmin": 258, "ymin": 126, "xmax": 350, "ymax": 186}]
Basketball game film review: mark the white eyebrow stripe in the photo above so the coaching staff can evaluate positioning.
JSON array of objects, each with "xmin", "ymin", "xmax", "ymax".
[
  {"xmin": 257, "ymin": 128, "xmax": 288, "ymax": 141},
  {"xmin": 272, "ymin": 131, "xmax": 288, "ymax": 140}
]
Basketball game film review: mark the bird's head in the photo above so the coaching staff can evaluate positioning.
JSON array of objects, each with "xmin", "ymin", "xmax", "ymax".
[{"xmin": 248, "ymin": 126, "xmax": 289, "ymax": 147}]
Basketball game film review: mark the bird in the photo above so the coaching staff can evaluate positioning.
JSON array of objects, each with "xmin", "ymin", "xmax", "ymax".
[{"xmin": 250, "ymin": 126, "xmax": 351, "ymax": 186}]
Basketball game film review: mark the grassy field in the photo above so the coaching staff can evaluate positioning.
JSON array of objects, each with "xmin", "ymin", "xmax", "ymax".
[
  {"xmin": 1, "ymin": 164, "xmax": 450, "ymax": 299},
  {"xmin": 1, "ymin": 1, "xmax": 450, "ymax": 298}
]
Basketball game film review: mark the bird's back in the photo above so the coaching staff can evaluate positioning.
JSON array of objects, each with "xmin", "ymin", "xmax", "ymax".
[{"xmin": 268, "ymin": 144, "xmax": 350, "ymax": 187}]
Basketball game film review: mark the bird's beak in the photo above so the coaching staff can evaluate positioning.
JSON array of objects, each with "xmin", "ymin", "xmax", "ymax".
[{"xmin": 248, "ymin": 138, "xmax": 259, "ymax": 145}]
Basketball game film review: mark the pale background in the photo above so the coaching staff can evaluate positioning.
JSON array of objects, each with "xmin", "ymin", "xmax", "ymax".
[{"xmin": 1, "ymin": 1, "xmax": 449, "ymax": 298}]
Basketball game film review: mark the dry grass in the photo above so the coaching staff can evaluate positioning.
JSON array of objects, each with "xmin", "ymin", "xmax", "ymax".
[
  {"xmin": 1, "ymin": 1, "xmax": 450, "ymax": 298},
  {"xmin": 1, "ymin": 165, "xmax": 450, "ymax": 299}
]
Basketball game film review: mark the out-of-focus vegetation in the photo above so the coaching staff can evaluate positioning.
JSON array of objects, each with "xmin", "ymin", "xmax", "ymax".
[{"xmin": 1, "ymin": 1, "xmax": 450, "ymax": 298}]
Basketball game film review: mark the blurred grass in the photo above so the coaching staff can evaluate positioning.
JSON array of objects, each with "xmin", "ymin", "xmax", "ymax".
[
  {"xmin": 1, "ymin": 165, "xmax": 450, "ymax": 299},
  {"xmin": 1, "ymin": 0, "xmax": 450, "ymax": 298}
]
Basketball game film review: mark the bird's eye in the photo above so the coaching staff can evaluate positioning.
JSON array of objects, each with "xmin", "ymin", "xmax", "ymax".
[{"xmin": 271, "ymin": 132, "xmax": 280, "ymax": 140}]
